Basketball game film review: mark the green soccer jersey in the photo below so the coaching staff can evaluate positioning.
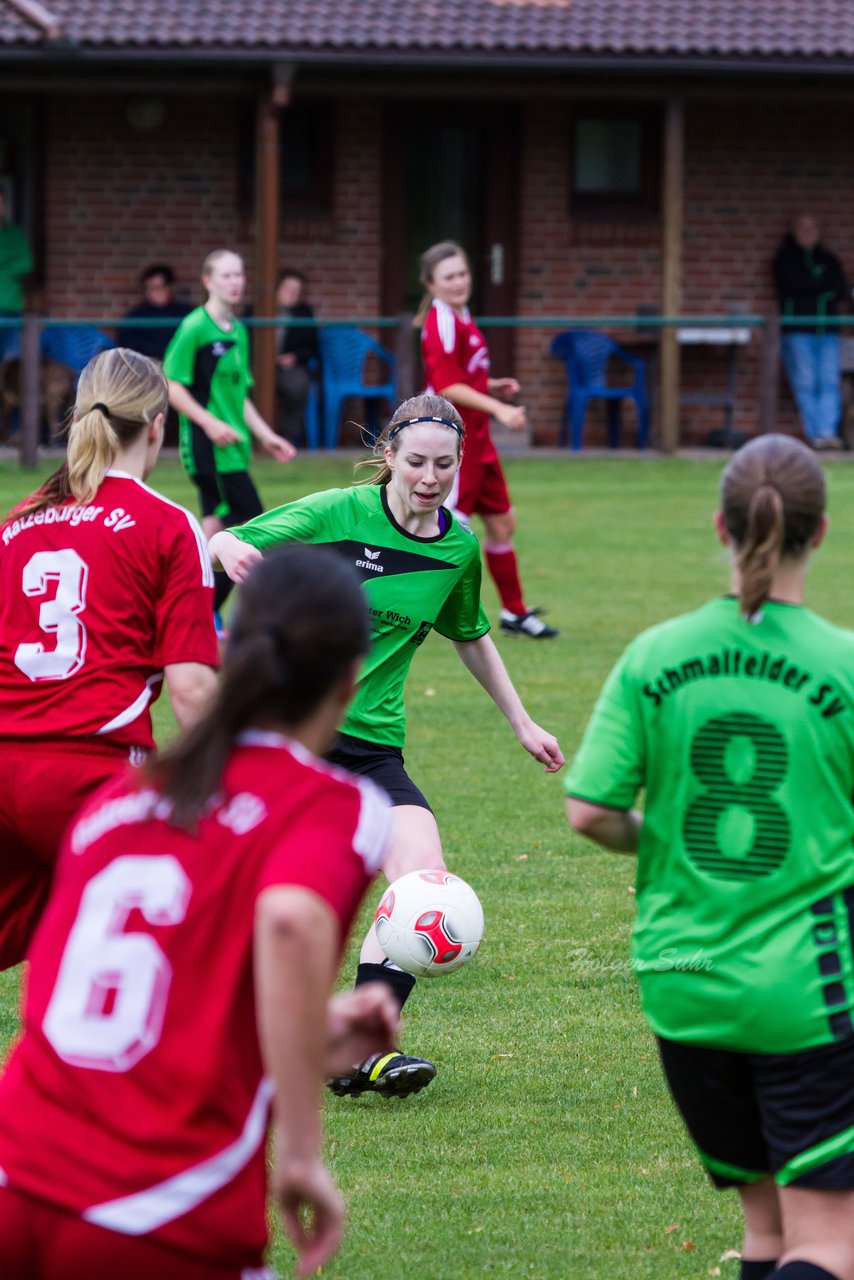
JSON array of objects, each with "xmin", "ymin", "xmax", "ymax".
[
  {"xmin": 163, "ymin": 306, "xmax": 254, "ymax": 474},
  {"xmin": 233, "ymin": 485, "xmax": 490, "ymax": 746},
  {"xmin": 567, "ymin": 597, "xmax": 854, "ymax": 1053}
]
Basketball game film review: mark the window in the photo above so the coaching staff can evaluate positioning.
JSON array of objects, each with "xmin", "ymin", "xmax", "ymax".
[
  {"xmin": 236, "ymin": 99, "xmax": 334, "ymax": 226},
  {"xmin": 570, "ymin": 108, "xmax": 660, "ymax": 221},
  {"xmin": 279, "ymin": 101, "xmax": 334, "ymax": 216}
]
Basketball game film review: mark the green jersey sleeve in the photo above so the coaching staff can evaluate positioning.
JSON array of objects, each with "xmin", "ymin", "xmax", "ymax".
[
  {"xmin": 565, "ymin": 644, "xmax": 646, "ymax": 809},
  {"xmin": 433, "ymin": 531, "xmax": 490, "ymax": 641},
  {"xmin": 231, "ymin": 488, "xmax": 345, "ymax": 551},
  {"xmin": 162, "ymin": 316, "xmax": 198, "ymax": 387}
]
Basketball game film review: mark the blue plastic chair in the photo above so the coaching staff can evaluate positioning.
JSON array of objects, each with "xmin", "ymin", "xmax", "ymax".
[
  {"xmin": 318, "ymin": 327, "xmax": 396, "ymax": 449},
  {"xmin": 40, "ymin": 325, "xmax": 114, "ymax": 385},
  {"xmin": 550, "ymin": 329, "xmax": 650, "ymax": 451}
]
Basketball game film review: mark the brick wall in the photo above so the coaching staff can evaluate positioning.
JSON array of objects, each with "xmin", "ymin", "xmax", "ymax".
[
  {"xmin": 46, "ymin": 94, "xmax": 382, "ymax": 317},
  {"xmin": 41, "ymin": 88, "xmax": 854, "ymax": 449}
]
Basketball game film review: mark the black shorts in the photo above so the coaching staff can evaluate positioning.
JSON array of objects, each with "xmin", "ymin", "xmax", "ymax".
[
  {"xmin": 658, "ymin": 1034, "xmax": 854, "ymax": 1190},
  {"xmin": 188, "ymin": 425, "xmax": 263, "ymax": 524},
  {"xmin": 326, "ymin": 733, "xmax": 432, "ymax": 811}
]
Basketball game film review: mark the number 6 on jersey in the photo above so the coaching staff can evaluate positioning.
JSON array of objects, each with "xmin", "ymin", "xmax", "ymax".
[{"xmin": 43, "ymin": 856, "xmax": 191, "ymax": 1072}]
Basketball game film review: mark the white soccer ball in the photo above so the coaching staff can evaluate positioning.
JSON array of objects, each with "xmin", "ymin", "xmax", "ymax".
[{"xmin": 374, "ymin": 869, "xmax": 484, "ymax": 978}]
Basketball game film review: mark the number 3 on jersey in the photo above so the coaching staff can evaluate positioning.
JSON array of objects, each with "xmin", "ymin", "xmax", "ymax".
[
  {"xmin": 14, "ymin": 548, "xmax": 89, "ymax": 682},
  {"xmin": 43, "ymin": 856, "xmax": 191, "ymax": 1072}
]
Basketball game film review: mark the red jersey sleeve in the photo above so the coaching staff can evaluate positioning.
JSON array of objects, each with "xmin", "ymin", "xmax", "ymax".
[
  {"xmin": 153, "ymin": 509, "xmax": 219, "ymax": 669},
  {"xmin": 422, "ymin": 302, "xmax": 467, "ymax": 394},
  {"xmin": 256, "ymin": 777, "xmax": 389, "ymax": 938}
]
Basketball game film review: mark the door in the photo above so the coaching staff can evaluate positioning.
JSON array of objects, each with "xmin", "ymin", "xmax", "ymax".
[{"xmin": 381, "ymin": 103, "xmax": 520, "ymax": 383}]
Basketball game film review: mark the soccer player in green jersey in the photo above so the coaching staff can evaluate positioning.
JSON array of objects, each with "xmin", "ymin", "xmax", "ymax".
[
  {"xmin": 164, "ymin": 250, "xmax": 295, "ymax": 629},
  {"xmin": 567, "ymin": 435, "xmax": 854, "ymax": 1280},
  {"xmin": 211, "ymin": 394, "xmax": 565, "ymax": 1098}
]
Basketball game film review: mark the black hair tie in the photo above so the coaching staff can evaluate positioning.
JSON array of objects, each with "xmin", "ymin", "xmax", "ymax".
[{"xmin": 91, "ymin": 402, "xmax": 112, "ymax": 418}]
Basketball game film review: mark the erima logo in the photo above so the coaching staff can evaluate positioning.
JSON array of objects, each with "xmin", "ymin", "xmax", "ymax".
[
  {"xmin": 356, "ymin": 546, "xmax": 384, "ymax": 574},
  {"xmin": 211, "ymin": 341, "xmax": 228, "ymax": 357}
]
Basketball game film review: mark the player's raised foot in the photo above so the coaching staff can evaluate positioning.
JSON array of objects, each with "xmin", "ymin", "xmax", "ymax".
[
  {"xmin": 500, "ymin": 608, "xmax": 559, "ymax": 638},
  {"xmin": 327, "ymin": 1052, "xmax": 436, "ymax": 1099}
]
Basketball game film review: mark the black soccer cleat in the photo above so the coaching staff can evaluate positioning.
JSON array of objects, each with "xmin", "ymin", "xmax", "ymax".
[
  {"xmin": 499, "ymin": 608, "xmax": 559, "ymax": 638},
  {"xmin": 327, "ymin": 1052, "xmax": 436, "ymax": 1099}
]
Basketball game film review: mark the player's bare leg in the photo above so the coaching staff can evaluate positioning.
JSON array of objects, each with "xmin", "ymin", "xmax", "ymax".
[{"xmin": 330, "ymin": 806, "xmax": 444, "ymax": 1099}]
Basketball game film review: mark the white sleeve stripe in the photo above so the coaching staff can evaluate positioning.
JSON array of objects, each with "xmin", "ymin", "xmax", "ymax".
[
  {"xmin": 82, "ymin": 1078, "xmax": 274, "ymax": 1235},
  {"xmin": 96, "ymin": 674, "xmax": 163, "ymax": 736},
  {"xmin": 436, "ymin": 301, "xmax": 457, "ymax": 355},
  {"xmin": 354, "ymin": 780, "xmax": 392, "ymax": 874}
]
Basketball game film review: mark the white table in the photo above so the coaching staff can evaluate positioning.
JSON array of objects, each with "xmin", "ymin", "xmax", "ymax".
[{"xmin": 676, "ymin": 326, "xmax": 753, "ymax": 437}]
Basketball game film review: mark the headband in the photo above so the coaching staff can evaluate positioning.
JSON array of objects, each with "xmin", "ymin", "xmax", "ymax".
[
  {"xmin": 387, "ymin": 415, "xmax": 464, "ymax": 442},
  {"xmin": 90, "ymin": 402, "xmax": 111, "ymax": 418}
]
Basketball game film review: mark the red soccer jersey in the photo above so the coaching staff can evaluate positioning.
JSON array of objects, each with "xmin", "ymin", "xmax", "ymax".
[
  {"xmin": 0, "ymin": 470, "xmax": 218, "ymax": 751},
  {"xmin": 0, "ymin": 733, "xmax": 389, "ymax": 1267},
  {"xmin": 421, "ymin": 298, "xmax": 495, "ymax": 460}
]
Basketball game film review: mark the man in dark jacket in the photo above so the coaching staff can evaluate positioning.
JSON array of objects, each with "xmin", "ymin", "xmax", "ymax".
[
  {"xmin": 773, "ymin": 214, "xmax": 849, "ymax": 448},
  {"xmin": 116, "ymin": 264, "xmax": 191, "ymax": 362},
  {"xmin": 274, "ymin": 267, "xmax": 319, "ymax": 445}
]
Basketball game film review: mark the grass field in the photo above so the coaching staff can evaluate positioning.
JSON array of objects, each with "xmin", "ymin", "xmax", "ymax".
[{"xmin": 3, "ymin": 451, "xmax": 854, "ymax": 1279}]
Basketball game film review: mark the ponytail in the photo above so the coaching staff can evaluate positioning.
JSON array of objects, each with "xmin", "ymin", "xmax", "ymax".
[
  {"xmin": 735, "ymin": 484, "xmax": 784, "ymax": 620},
  {"xmin": 66, "ymin": 406, "xmax": 119, "ymax": 505},
  {"xmin": 7, "ymin": 348, "xmax": 167, "ymax": 520},
  {"xmin": 720, "ymin": 434, "xmax": 825, "ymax": 621}
]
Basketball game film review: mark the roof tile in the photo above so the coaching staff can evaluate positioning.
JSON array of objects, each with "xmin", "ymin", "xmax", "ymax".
[{"xmin": 4, "ymin": 0, "xmax": 854, "ymax": 60}]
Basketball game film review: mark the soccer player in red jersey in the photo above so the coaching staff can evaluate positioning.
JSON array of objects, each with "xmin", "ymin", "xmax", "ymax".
[
  {"xmin": 0, "ymin": 546, "xmax": 398, "ymax": 1280},
  {"xmin": 418, "ymin": 240, "xmax": 557, "ymax": 639},
  {"xmin": 0, "ymin": 348, "xmax": 219, "ymax": 969}
]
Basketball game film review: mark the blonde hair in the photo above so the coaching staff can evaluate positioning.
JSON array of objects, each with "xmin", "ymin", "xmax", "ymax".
[
  {"xmin": 355, "ymin": 394, "xmax": 465, "ymax": 486},
  {"xmin": 720, "ymin": 434, "xmax": 825, "ymax": 620},
  {"xmin": 202, "ymin": 248, "xmax": 242, "ymax": 283},
  {"xmin": 14, "ymin": 348, "xmax": 167, "ymax": 517},
  {"xmin": 413, "ymin": 241, "xmax": 470, "ymax": 328}
]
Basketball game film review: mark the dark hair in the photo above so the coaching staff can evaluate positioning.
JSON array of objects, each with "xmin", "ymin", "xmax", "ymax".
[
  {"xmin": 11, "ymin": 348, "xmax": 167, "ymax": 519},
  {"xmin": 278, "ymin": 267, "xmax": 307, "ymax": 286},
  {"xmin": 720, "ymin": 434, "xmax": 826, "ymax": 620},
  {"xmin": 355, "ymin": 393, "xmax": 465, "ymax": 486},
  {"xmin": 148, "ymin": 546, "xmax": 369, "ymax": 827},
  {"xmin": 140, "ymin": 263, "xmax": 175, "ymax": 287}
]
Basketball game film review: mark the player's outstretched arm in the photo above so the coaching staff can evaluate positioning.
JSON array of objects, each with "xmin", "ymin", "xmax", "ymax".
[
  {"xmin": 208, "ymin": 530, "xmax": 263, "ymax": 583},
  {"xmin": 438, "ymin": 379, "xmax": 528, "ymax": 431},
  {"xmin": 255, "ymin": 885, "xmax": 346, "ymax": 1277},
  {"xmin": 452, "ymin": 635, "xmax": 565, "ymax": 772},
  {"xmin": 566, "ymin": 798, "xmax": 643, "ymax": 854},
  {"xmin": 244, "ymin": 397, "xmax": 297, "ymax": 462}
]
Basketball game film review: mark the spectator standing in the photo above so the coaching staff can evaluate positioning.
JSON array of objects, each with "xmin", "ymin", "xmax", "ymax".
[
  {"xmin": 275, "ymin": 268, "xmax": 319, "ymax": 446},
  {"xmin": 0, "ymin": 189, "xmax": 32, "ymax": 360},
  {"xmin": 773, "ymin": 214, "xmax": 849, "ymax": 449},
  {"xmin": 116, "ymin": 264, "xmax": 191, "ymax": 362}
]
